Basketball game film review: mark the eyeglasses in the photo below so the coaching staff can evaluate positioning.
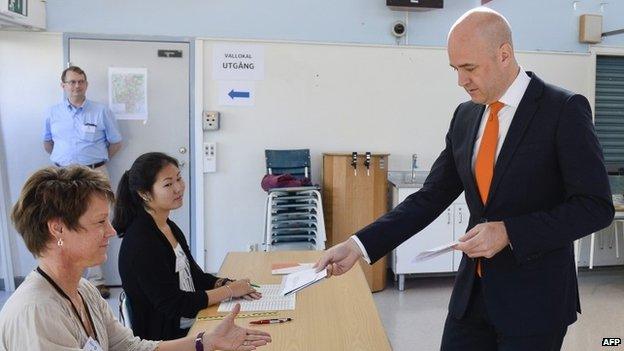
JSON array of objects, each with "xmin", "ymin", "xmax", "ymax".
[{"xmin": 64, "ymin": 79, "xmax": 86, "ymax": 86}]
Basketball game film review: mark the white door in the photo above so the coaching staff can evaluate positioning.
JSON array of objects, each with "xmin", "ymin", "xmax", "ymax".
[
  {"xmin": 453, "ymin": 203, "xmax": 469, "ymax": 271},
  {"xmin": 68, "ymin": 38, "xmax": 191, "ymax": 285},
  {"xmin": 0, "ymin": 157, "xmax": 16, "ymax": 291}
]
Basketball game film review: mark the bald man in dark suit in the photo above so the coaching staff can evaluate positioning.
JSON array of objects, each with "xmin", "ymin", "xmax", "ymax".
[{"xmin": 315, "ymin": 8, "xmax": 614, "ymax": 351}]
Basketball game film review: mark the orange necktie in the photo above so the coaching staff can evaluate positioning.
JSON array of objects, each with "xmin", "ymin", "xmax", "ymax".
[{"xmin": 474, "ymin": 101, "xmax": 504, "ymax": 277}]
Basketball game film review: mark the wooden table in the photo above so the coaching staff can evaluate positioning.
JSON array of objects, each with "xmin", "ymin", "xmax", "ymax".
[{"xmin": 189, "ymin": 251, "xmax": 391, "ymax": 351}]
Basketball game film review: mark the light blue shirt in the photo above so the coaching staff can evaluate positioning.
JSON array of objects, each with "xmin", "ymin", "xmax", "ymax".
[{"xmin": 43, "ymin": 99, "xmax": 122, "ymax": 166}]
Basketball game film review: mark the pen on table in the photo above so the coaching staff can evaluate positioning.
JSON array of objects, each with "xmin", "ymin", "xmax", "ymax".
[
  {"xmin": 250, "ymin": 318, "xmax": 293, "ymax": 325},
  {"xmin": 250, "ymin": 283, "xmax": 261, "ymax": 288}
]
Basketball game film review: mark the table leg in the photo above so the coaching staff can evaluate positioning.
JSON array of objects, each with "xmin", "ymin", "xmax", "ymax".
[{"xmin": 616, "ymin": 221, "xmax": 620, "ymax": 259}]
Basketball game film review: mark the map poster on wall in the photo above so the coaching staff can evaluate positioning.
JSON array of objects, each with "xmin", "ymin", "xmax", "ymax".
[{"xmin": 108, "ymin": 67, "xmax": 148, "ymax": 120}]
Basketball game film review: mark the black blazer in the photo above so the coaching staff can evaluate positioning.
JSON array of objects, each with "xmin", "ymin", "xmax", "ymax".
[
  {"xmin": 118, "ymin": 209, "xmax": 221, "ymax": 340},
  {"xmin": 356, "ymin": 72, "xmax": 614, "ymax": 336}
]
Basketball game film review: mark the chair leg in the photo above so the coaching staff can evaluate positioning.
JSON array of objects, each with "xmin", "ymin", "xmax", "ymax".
[{"xmin": 589, "ymin": 232, "xmax": 595, "ymax": 269}]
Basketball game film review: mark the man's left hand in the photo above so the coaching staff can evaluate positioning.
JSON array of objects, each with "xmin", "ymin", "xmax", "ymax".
[{"xmin": 454, "ymin": 221, "xmax": 510, "ymax": 258}]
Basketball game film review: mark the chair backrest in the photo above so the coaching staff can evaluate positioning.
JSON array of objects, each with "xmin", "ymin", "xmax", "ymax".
[
  {"xmin": 118, "ymin": 290, "xmax": 133, "ymax": 329},
  {"xmin": 265, "ymin": 149, "xmax": 311, "ymax": 179}
]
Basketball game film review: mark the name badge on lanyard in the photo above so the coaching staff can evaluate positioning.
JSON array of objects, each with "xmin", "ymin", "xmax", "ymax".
[{"xmin": 83, "ymin": 337, "xmax": 103, "ymax": 351}]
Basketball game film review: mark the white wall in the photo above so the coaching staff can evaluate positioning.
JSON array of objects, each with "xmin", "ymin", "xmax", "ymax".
[
  {"xmin": 0, "ymin": 32, "xmax": 595, "ymax": 275},
  {"xmin": 201, "ymin": 39, "xmax": 593, "ymax": 271},
  {"xmin": 0, "ymin": 31, "xmax": 63, "ymax": 276},
  {"xmin": 45, "ymin": 0, "xmax": 624, "ymax": 52}
]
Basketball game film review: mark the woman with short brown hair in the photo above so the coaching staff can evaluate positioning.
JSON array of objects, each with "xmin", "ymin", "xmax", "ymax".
[{"xmin": 0, "ymin": 166, "xmax": 270, "ymax": 351}]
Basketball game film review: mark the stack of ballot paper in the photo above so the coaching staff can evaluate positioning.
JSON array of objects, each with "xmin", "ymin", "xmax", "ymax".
[
  {"xmin": 271, "ymin": 262, "xmax": 315, "ymax": 275},
  {"xmin": 279, "ymin": 267, "xmax": 327, "ymax": 296}
]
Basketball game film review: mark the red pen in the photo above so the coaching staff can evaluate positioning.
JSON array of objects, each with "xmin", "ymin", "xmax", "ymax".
[{"xmin": 249, "ymin": 318, "xmax": 293, "ymax": 325}]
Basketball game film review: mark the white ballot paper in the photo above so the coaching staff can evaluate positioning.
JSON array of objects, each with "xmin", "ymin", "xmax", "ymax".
[
  {"xmin": 279, "ymin": 268, "xmax": 327, "ymax": 296},
  {"xmin": 412, "ymin": 241, "xmax": 460, "ymax": 263}
]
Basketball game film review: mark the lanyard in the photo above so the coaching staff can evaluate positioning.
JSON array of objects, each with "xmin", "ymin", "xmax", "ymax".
[{"xmin": 36, "ymin": 267, "xmax": 99, "ymax": 342}]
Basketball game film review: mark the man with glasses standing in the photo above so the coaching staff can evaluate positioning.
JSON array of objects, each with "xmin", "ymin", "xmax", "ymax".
[{"xmin": 42, "ymin": 66, "xmax": 122, "ymax": 298}]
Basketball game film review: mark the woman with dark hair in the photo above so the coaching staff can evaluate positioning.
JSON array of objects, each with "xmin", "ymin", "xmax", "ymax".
[
  {"xmin": 114, "ymin": 152, "xmax": 261, "ymax": 341},
  {"xmin": 0, "ymin": 166, "xmax": 270, "ymax": 351}
]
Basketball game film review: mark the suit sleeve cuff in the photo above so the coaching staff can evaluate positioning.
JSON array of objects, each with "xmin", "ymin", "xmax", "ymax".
[{"xmin": 350, "ymin": 235, "xmax": 371, "ymax": 264}]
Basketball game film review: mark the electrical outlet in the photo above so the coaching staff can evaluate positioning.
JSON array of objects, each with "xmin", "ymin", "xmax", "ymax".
[
  {"xmin": 203, "ymin": 142, "xmax": 216, "ymax": 173},
  {"xmin": 202, "ymin": 111, "xmax": 220, "ymax": 131}
]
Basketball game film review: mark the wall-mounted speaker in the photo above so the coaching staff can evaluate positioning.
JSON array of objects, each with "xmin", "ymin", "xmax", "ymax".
[{"xmin": 579, "ymin": 14, "xmax": 603, "ymax": 44}]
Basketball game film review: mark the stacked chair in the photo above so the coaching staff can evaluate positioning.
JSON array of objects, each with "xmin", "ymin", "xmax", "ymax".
[{"xmin": 263, "ymin": 149, "xmax": 326, "ymax": 251}]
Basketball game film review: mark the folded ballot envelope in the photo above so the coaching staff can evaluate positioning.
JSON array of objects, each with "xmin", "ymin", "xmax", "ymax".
[
  {"xmin": 412, "ymin": 241, "xmax": 459, "ymax": 263},
  {"xmin": 279, "ymin": 267, "xmax": 327, "ymax": 296}
]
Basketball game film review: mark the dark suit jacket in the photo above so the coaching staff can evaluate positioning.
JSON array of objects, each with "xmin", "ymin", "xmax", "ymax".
[
  {"xmin": 119, "ymin": 209, "xmax": 221, "ymax": 340},
  {"xmin": 356, "ymin": 72, "xmax": 614, "ymax": 336}
]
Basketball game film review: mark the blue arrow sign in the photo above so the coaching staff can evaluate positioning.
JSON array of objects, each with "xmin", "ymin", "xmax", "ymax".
[{"xmin": 228, "ymin": 89, "xmax": 250, "ymax": 99}]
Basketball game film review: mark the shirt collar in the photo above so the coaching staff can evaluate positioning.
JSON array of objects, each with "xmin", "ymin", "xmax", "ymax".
[
  {"xmin": 498, "ymin": 67, "xmax": 531, "ymax": 109},
  {"xmin": 65, "ymin": 98, "xmax": 88, "ymax": 111}
]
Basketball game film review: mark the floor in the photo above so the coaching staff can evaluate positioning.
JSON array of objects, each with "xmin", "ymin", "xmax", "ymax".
[
  {"xmin": 1, "ymin": 268, "xmax": 622, "ymax": 350},
  {"xmin": 373, "ymin": 267, "xmax": 624, "ymax": 351}
]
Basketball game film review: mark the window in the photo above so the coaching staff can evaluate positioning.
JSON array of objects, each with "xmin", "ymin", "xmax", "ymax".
[{"xmin": 595, "ymin": 55, "xmax": 624, "ymax": 173}]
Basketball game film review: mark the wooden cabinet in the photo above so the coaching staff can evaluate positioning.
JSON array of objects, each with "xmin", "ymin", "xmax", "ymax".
[
  {"xmin": 322, "ymin": 153, "xmax": 389, "ymax": 292},
  {"xmin": 390, "ymin": 184, "xmax": 467, "ymax": 290}
]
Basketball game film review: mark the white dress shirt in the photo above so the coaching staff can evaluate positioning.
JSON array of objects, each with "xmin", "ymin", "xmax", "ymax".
[
  {"xmin": 352, "ymin": 69, "xmax": 531, "ymax": 263},
  {"xmin": 174, "ymin": 244, "xmax": 197, "ymax": 329}
]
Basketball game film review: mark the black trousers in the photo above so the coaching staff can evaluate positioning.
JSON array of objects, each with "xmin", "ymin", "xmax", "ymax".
[{"xmin": 440, "ymin": 278, "xmax": 567, "ymax": 351}]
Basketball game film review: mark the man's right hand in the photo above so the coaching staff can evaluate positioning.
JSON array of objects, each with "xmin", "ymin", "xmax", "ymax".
[{"xmin": 314, "ymin": 238, "xmax": 363, "ymax": 277}]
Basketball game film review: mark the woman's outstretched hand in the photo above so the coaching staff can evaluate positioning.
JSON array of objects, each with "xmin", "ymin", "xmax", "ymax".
[{"xmin": 204, "ymin": 303, "xmax": 272, "ymax": 351}]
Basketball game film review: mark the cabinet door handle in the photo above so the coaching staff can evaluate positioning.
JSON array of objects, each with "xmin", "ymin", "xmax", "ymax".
[
  {"xmin": 447, "ymin": 209, "xmax": 451, "ymax": 224},
  {"xmin": 458, "ymin": 208, "xmax": 463, "ymax": 223}
]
